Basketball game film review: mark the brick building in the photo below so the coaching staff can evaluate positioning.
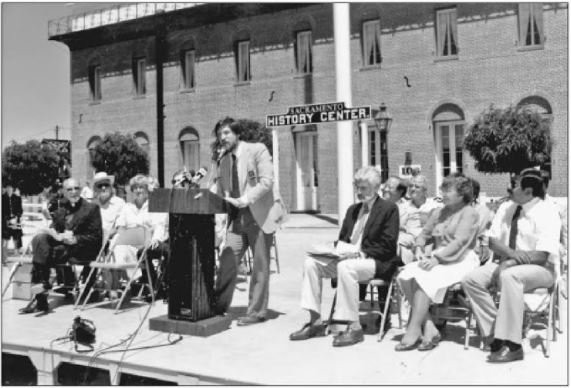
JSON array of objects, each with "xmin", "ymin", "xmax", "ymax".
[{"xmin": 49, "ymin": 2, "xmax": 567, "ymax": 214}]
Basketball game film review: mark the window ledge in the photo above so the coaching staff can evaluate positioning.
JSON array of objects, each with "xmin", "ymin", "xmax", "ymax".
[
  {"xmin": 359, "ymin": 64, "xmax": 382, "ymax": 72},
  {"xmin": 433, "ymin": 55, "xmax": 459, "ymax": 63},
  {"xmin": 179, "ymin": 88, "xmax": 195, "ymax": 94},
  {"xmin": 133, "ymin": 95, "xmax": 146, "ymax": 100},
  {"xmin": 89, "ymin": 100, "xmax": 101, "ymax": 106},
  {"xmin": 234, "ymin": 81, "xmax": 251, "ymax": 87},
  {"xmin": 517, "ymin": 45, "xmax": 544, "ymax": 52},
  {"xmin": 293, "ymin": 73, "xmax": 313, "ymax": 79}
]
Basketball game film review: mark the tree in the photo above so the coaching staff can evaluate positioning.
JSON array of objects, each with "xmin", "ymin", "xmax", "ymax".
[
  {"xmin": 91, "ymin": 132, "xmax": 150, "ymax": 186},
  {"xmin": 463, "ymin": 104, "xmax": 551, "ymax": 175},
  {"xmin": 2, "ymin": 140, "xmax": 63, "ymax": 195}
]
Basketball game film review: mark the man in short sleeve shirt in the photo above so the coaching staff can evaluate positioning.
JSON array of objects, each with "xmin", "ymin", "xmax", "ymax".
[{"xmin": 462, "ymin": 169, "xmax": 560, "ymax": 363}]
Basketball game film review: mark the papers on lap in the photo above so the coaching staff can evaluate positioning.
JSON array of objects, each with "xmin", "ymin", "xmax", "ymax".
[{"xmin": 307, "ymin": 241, "xmax": 360, "ymax": 260}]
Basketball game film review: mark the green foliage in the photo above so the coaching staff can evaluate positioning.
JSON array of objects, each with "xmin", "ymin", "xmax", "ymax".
[
  {"xmin": 463, "ymin": 105, "xmax": 551, "ymax": 175},
  {"xmin": 2, "ymin": 140, "xmax": 63, "ymax": 195},
  {"xmin": 91, "ymin": 132, "xmax": 150, "ymax": 186}
]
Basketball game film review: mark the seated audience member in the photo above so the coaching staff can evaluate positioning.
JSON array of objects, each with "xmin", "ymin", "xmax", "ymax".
[
  {"xmin": 92, "ymin": 172, "xmax": 126, "ymax": 298},
  {"xmin": 541, "ymin": 170, "xmax": 567, "ymax": 274},
  {"xmin": 462, "ymin": 169, "xmax": 561, "ymax": 363},
  {"xmin": 398, "ymin": 175, "xmax": 443, "ymax": 264},
  {"xmin": 289, "ymin": 167, "xmax": 399, "ymax": 347},
  {"xmin": 382, "ymin": 175, "xmax": 408, "ymax": 211},
  {"xmin": 112, "ymin": 174, "xmax": 169, "ymax": 298},
  {"xmin": 20, "ymin": 178, "xmax": 103, "ymax": 314},
  {"xmin": 396, "ymin": 175, "xmax": 479, "ymax": 351},
  {"xmin": 80, "ymin": 180, "xmax": 94, "ymax": 202},
  {"xmin": 92, "ymin": 172, "xmax": 125, "ymax": 240}
]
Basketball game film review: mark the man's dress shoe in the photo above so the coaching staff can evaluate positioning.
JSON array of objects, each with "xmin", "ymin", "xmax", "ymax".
[
  {"xmin": 487, "ymin": 345, "xmax": 524, "ymax": 363},
  {"xmin": 237, "ymin": 316, "xmax": 266, "ymax": 326},
  {"xmin": 332, "ymin": 327, "xmax": 364, "ymax": 347},
  {"xmin": 289, "ymin": 323, "xmax": 327, "ymax": 341}
]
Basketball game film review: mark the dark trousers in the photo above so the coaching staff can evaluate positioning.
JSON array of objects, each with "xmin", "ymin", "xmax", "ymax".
[
  {"xmin": 215, "ymin": 208, "xmax": 273, "ymax": 318},
  {"xmin": 2, "ymin": 226, "xmax": 23, "ymax": 249},
  {"xmin": 30, "ymin": 233, "xmax": 94, "ymax": 292}
]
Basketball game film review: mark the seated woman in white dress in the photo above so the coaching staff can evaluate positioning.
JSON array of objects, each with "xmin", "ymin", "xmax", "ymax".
[
  {"xmin": 111, "ymin": 174, "xmax": 168, "ymax": 292},
  {"xmin": 396, "ymin": 175, "xmax": 480, "ymax": 351}
]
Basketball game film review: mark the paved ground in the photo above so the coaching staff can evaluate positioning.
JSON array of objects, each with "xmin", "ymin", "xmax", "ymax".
[{"xmin": 1, "ymin": 213, "xmax": 568, "ymax": 385}]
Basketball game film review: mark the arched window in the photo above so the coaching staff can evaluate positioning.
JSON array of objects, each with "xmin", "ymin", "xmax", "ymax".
[
  {"xmin": 86, "ymin": 136, "xmax": 102, "ymax": 176},
  {"xmin": 432, "ymin": 103, "xmax": 465, "ymax": 190},
  {"xmin": 179, "ymin": 127, "xmax": 200, "ymax": 171},
  {"xmin": 134, "ymin": 131, "xmax": 150, "ymax": 155},
  {"xmin": 517, "ymin": 96, "xmax": 553, "ymax": 177}
]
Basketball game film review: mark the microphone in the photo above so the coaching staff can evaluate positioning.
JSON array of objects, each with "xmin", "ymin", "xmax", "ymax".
[{"xmin": 192, "ymin": 167, "xmax": 208, "ymax": 184}]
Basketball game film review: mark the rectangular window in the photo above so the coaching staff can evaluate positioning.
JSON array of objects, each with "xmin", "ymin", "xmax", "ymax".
[
  {"xmin": 88, "ymin": 65, "xmax": 101, "ymax": 101},
  {"xmin": 518, "ymin": 3, "xmax": 544, "ymax": 47},
  {"xmin": 181, "ymin": 50, "xmax": 195, "ymax": 90},
  {"xmin": 133, "ymin": 58, "xmax": 146, "ymax": 95},
  {"xmin": 435, "ymin": 8, "xmax": 458, "ymax": 58},
  {"xmin": 296, "ymin": 30, "xmax": 313, "ymax": 74},
  {"xmin": 236, "ymin": 41, "xmax": 251, "ymax": 83},
  {"xmin": 362, "ymin": 20, "xmax": 381, "ymax": 66},
  {"xmin": 368, "ymin": 128, "xmax": 389, "ymax": 181}
]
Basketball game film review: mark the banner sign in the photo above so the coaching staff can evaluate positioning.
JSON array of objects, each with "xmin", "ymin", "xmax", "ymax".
[{"xmin": 266, "ymin": 102, "xmax": 371, "ymax": 127}]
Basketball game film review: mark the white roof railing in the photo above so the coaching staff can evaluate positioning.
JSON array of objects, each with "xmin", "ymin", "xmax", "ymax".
[{"xmin": 48, "ymin": 3, "xmax": 200, "ymax": 37}]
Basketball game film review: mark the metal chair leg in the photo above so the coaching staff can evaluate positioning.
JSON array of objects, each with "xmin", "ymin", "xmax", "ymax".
[
  {"xmin": 377, "ymin": 279, "xmax": 394, "ymax": 342},
  {"xmin": 326, "ymin": 292, "xmax": 338, "ymax": 335}
]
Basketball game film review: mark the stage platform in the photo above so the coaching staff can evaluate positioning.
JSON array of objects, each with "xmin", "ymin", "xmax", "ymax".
[{"xmin": 2, "ymin": 228, "xmax": 569, "ymax": 385}]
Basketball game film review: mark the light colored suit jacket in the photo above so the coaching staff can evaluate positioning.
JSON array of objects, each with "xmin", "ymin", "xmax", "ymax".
[{"xmin": 218, "ymin": 141, "xmax": 279, "ymax": 234}]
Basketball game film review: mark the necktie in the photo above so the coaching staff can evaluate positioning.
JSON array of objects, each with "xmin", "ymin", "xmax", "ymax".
[
  {"xmin": 231, "ymin": 154, "xmax": 240, "ymax": 199},
  {"xmin": 508, "ymin": 205, "xmax": 522, "ymax": 249},
  {"xmin": 350, "ymin": 203, "xmax": 370, "ymax": 245}
]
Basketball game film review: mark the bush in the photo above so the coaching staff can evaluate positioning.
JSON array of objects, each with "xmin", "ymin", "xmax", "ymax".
[
  {"xmin": 91, "ymin": 132, "xmax": 150, "ymax": 186},
  {"xmin": 463, "ymin": 105, "xmax": 551, "ymax": 175}
]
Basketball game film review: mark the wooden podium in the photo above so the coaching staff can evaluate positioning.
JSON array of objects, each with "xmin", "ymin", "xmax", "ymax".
[{"xmin": 147, "ymin": 188, "xmax": 234, "ymax": 336}]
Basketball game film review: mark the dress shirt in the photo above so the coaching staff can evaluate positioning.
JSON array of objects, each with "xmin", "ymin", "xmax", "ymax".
[
  {"xmin": 350, "ymin": 196, "xmax": 378, "ymax": 249},
  {"xmin": 400, "ymin": 198, "xmax": 443, "ymax": 237},
  {"xmin": 115, "ymin": 200, "xmax": 168, "ymax": 243},
  {"xmin": 98, "ymin": 195, "xmax": 126, "ymax": 236},
  {"xmin": 487, "ymin": 198, "xmax": 561, "ymax": 266}
]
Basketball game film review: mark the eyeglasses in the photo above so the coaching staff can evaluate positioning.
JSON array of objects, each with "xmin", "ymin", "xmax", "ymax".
[
  {"xmin": 95, "ymin": 183, "xmax": 110, "ymax": 189},
  {"xmin": 66, "ymin": 186, "xmax": 81, "ymax": 192}
]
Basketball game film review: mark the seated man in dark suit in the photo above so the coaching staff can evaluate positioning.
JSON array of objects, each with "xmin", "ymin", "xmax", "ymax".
[
  {"xmin": 290, "ymin": 166, "xmax": 400, "ymax": 347},
  {"xmin": 20, "ymin": 178, "xmax": 103, "ymax": 314}
]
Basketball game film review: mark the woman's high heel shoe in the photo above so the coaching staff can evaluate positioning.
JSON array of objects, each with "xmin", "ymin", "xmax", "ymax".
[
  {"xmin": 395, "ymin": 338, "xmax": 421, "ymax": 351},
  {"xmin": 418, "ymin": 333, "xmax": 441, "ymax": 351}
]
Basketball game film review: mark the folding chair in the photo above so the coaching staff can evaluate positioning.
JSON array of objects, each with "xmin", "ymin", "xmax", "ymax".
[
  {"xmin": 430, "ymin": 283, "xmax": 476, "ymax": 350},
  {"xmin": 1, "ymin": 243, "xmax": 33, "ymax": 297},
  {"xmin": 77, "ymin": 226, "xmax": 154, "ymax": 313},
  {"xmin": 326, "ymin": 274, "xmax": 401, "ymax": 342},
  {"xmin": 523, "ymin": 269, "xmax": 562, "ymax": 358}
]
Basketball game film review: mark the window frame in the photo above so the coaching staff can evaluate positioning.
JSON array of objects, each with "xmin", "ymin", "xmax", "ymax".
[
  {"xmin": 181, "ymin": 49, "xmax": 196, "ymax": 90},
  {"xmin": 179, "ymin": 131, "xmax": 200, "ymax": 171},
  {"xmin": 434, "ymin": 120, "xmax": 465, "ymax": 191},
  {"xmin": 517, "ymin": 3, "xmax": 544, "ymax": 50},
  {"xmin": 362, "ymin": 19, "xmax": 382, "ymax": 68},
  {"xmin": 295, "ymin": 30, "xmax": 313, "ymax": 74},
  {"xmin": 368, "ymin": 127, "xmax": 389, "ymax": 182},
  {"xmin": 88, "ymin": 64, "xmax": 102, "ymax": 102},
  {"xmin": 133, "ymin": 57, "xmax": 146, "ymax": 96},
  {"xmin": 435, "ymin": 8, "xmax": 459, "ymax": 60},
  {"xmin": 235, "ymin": 40, "xmax": 251, "ymax": 84}
]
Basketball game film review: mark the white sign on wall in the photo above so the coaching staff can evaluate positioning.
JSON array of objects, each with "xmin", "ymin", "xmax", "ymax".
[{"xmin": 399, "ymin": 164, "xmax": 422, "ymax": 179}]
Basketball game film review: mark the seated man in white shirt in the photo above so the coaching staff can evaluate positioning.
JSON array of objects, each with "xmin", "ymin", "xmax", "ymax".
[
  {"xmin": 289, "ymin": 167, "xmax": 400, "ymax": 347},
  {"xmin": 462, "ymin": 168, "xmax": 561, "ymax": 363},
  {"xmin": 541, "ymin": 170, "xmax": 567, "ymax": 278},
  {"xmin": 398, "ymin": 175, "xmax": 443, "ymax": 264}
]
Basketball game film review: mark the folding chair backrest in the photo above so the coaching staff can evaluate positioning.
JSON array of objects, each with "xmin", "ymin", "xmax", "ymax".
[{"xmin": 112, "ymin": 226, "xmax": 150, "ymax": 249}]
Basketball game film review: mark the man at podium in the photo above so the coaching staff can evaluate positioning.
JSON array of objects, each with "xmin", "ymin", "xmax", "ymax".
[{"xmin": 212, "ymin": 118, "xmax": 279, "ymax": 326}]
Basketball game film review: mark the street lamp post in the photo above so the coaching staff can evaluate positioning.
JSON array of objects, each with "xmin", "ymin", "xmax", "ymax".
[{"xmin": 374, "ymin": 103, "xmax": 392, "ymax": 182}]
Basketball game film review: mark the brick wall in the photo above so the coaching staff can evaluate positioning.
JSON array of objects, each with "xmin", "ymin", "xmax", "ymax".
[{"xmin": 67, "ymin": 3, "xmax": 567, "ymax": 214}]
